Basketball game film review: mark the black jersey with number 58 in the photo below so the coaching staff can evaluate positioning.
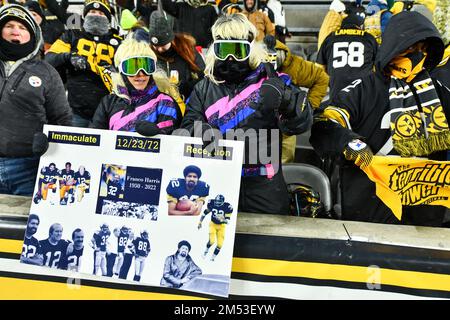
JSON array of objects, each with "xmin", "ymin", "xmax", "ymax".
[{"xmin": 317, "ymin": 28, "xmax": 378, "ymax": 100}]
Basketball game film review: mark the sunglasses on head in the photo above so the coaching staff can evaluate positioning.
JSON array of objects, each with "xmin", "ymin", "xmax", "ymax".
[
  {"xmin": 213, "ymin": 40, "xmax": 253, "ymax": 61},
  {"xmin": 119, "ymin": 56, "xmax": 156, "ymax": 76}
]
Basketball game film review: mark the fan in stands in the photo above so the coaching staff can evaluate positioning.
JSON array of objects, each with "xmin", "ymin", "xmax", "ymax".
[{"xmin": 176, "ymin": 199, "xmax": 195, "ymax": 211}]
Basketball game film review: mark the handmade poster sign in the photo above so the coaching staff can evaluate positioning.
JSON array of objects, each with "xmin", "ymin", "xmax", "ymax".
[{"xmin": 20, "ymin": 125, "xmax": 244, "ymax": 297}]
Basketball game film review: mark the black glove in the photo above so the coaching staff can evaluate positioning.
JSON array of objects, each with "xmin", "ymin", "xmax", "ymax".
[
  {"xmin": 135, "ymin": 121, "xmax": 161, "ymax": 137},
  {"xmin": 343, "ymin": 139, "xmax": 373, "ymax": 169},
  {"xmin": 32, "ymin": 132, "xmax": 49, "ymax": 156},
  {"xmin": 263, "ymin": 35, "xmax": 276, "ymax": 50},
  {"xmin": 67, "ymin": 53, "xmax": 89, "ymax": 71},
  {"xmin": 260, "ymin": 77, "xmax": 295, "ymax": 116}
]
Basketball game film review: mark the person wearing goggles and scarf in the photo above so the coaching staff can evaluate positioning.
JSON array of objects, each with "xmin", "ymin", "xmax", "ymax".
[
  {"xmin": 90, "ymin": 35, "xmax": 181, "ymax": 135},
  {"xmin": 310, "ymin": 11, "xmax": 450, "ymax": 226},
  {"xmin": 181, "ymin": 14, "xmax": 313, "ymax": 215}
]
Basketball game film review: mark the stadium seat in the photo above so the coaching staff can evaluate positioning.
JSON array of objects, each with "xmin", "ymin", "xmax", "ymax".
[{"xmin": 282, "ymin": 163, "xmax": 332, "ymax": 213}]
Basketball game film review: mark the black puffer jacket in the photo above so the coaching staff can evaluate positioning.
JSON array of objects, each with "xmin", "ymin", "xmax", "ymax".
[
  {"xmin": 156, "ymin": 42, "xmax": 205, "ymax": 100},
  {"xmin": 181, "ymin": 64, "xmax": 313, "ymax": 168},
  {"xmin": 0, "ymin": 5, "xmax": 72, "ymax": 157}
]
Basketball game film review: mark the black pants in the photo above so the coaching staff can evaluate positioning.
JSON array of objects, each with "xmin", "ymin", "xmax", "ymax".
[
  {"xmin": 119, "ymin": 253, "xmax": 133, "ymax": 280},
  {"xmin": 239, "ymin": 171, "xmax": 290, "ymax": 215},
  {"xmin": 106, "ymin": 253, "xmax": 117, "ymax": 277}
]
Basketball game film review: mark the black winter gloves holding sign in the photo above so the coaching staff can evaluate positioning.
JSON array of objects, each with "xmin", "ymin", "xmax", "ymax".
[
  {"xmin": 260, "ymin": 76, "xmax": 295, "ymax": 117},
  {"xmin": 135, "ymin": 121, "xmax": 161, "ymax": 137}
]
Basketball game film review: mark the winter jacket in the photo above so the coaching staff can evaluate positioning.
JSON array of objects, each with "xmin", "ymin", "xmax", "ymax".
[
  {"xmin": 275, "ymin": 41, "xmax": 329, "ymax": 163},
  {"xmin": 276, "ymin": 41, "xmax": 328, "ymax": 108},
  {"xmin": 310, "ymin": 11, "xmax": 449, "ymax": 225},
  {"xmin": 242, "ymin": 9, "xmax": 275, "ymax": 42},
  {"xmin": 161, "ymin": 0, "xmax": 217, "ymax": 48},
  {"xmin": 46, "ymin": 29, "xmax": 123, "ymax": 120},
  {"xmin": 365, "ymin": 0, "xmax": 393, "ymax": 44},
  {"xmin": 0, "ymin": 5, "xmax": 72, "ymax": 157},
  {"xmin": 160, "ymin": 254, "xmax": 202, "ymax": 288},
  {"xmin": 431, "ymin": 44, "xmax": 450, "ymax": 89},
  {"xmin": 156, "ymin": 40, "xmax": 205, "ymax": 100},
  {"xmin": 90, "ymin": 78, "xmax": 181, "ymax": 134},
  {"xmin": 181, "ymin": 64, "xmax": 312, "ymax": 167}
]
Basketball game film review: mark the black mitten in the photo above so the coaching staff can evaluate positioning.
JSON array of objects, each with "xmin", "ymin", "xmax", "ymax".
[
  {"xmin": 135, "ymin": 121, "xmax": 161, "ymax": 137},
  {"xmin": 32, "ymin": 132, "xmax": 49, "ymax": 156}
]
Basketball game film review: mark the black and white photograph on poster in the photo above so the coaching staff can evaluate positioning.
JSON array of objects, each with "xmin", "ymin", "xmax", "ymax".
[
  {"xmin": 19, "ymin": 126, "xmax": 244, "ymax": 298},
  {"xmin": 101, "ymin": 201, "xmax": 158, "ymax": 220},
  {"xmin": 20, "ymin": 214, "xmax": 85, "ymax": 272},
  {"xmin": 32, "ymin": 162, "xmax": 91, "ymax": 206},
  {"xmin": 96, "ymin": 164, "xmax": 162, "ymax": 221},
  {"xmin": 166, "ymin": 165, "xmax": 210, "ymax": 216},
  {"xmin": 160, "ymin": 240, "xmax": 229, "ymax": 297}
]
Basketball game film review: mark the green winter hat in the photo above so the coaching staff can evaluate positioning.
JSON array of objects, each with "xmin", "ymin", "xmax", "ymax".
[{"xmin": 120, "ymin": 9, "xmax": 137, "ymax": 30}]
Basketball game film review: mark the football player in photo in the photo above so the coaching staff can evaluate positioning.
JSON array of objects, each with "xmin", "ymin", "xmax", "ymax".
[
  {"xmin": 119, "ymin": 229, "xmax": 135, "ymax": 280},
  {"xmin": 75, "ymin": 166, "xmax": 91, "ymax": 202},
  {"xmin": 60, "ymin": 228, "xmax": 84, "ymax": 272},
  {"xmin": 131, "ymin": 230, "xmax": 151, "ymax": 282},
  {"xmin": 39, "ymin": 223, "xmax": 69, "ymax": 269},
  {"xmin": 166, "ymin": 165, "xmax": 210, "ymax": 216},
  {"xmin": 21, "ymin": 214, "xmax": 43, "ymax": 265},
  {"xmin": 112, "ymin": 225, "xmax": 129, "ymax": 278},
  {"xmin": 198, "ymin": 194, "xmax": 233, "ymax": 261},
  {"xmin": 106, "ymin": 173, "xmax": 124, "ymax": 201},
  {"xmin": 33, "ymin": 163, "xmax": 59, "ymax": 205},
  {"xmin": 59, "ymin": 162, "xmax": 76, "ymax": 205},
  {"xmin": 91, "ymin": 223, "xmax": 110, "ymax": 276},
  {"xmin": 106, "ymin": 227, "xmax": 120, "ymax": 277}
]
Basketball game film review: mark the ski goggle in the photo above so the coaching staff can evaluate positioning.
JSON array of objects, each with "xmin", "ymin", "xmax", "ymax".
[
  {"xmin": 213, "ymin": 40, "xmax": 252, "ymax": 61},
  {"xmin": 118, "ymin": 56, "xmax": 156, "ymax": 76}
]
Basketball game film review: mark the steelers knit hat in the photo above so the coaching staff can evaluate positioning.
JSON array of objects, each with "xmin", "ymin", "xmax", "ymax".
[
  {"xmin": 83, "ymin": 0, "xmax": 112, "ymax": 22},
  {"xmin": 0, "ymin": 5, "xmax": 37, "ymax": 37}
]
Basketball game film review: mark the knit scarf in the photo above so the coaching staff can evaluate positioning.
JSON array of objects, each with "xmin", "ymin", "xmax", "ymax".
[{"xmin": 388, "ymin": 71, "xmax": 450, "ymax": 157}]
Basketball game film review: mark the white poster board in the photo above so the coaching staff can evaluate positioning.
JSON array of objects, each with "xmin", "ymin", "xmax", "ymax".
[{"xmin": 20, "ymin": 125, "xmax": 244, "ymax": 297}]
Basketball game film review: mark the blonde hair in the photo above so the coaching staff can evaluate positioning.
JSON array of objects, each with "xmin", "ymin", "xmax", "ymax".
[
  {"xmin": 112, "ymin": 34, "xmax": 181, "ymax": 106},
  {"xmin": 204, "ymin": 13, "xmax": 268, "ymax": 84}
]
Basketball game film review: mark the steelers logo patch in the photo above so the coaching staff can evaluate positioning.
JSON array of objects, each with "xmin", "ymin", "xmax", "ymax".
[
  {"xmin": 395, "ymin": 114, "xmax": 417, "ymax": 138},
  {"xmin": 110, "ymin": 38, "xmax": 119, "ymax": 46},
  {"xmin": 431, "ymin": 106, "xmax": 448, "ymax": 129},
  {"xmin": 28, "ymin": 76, "xmax": 42, "ymax": 88},
  {"xmin": 151, "ymin": 37, "xmax": 158, "ymax": 45},
  {"xmin": 94, "ymin": 2, "xmax": 100, "ymax": 8}
]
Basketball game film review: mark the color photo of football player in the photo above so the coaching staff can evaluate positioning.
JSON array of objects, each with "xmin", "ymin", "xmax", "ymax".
[
  {"xmin": 131, "ymin": 230, "xmax": 151, "ymax": 282},
  {"xmin": 99, "ymin": 164, "xmax": 125, "ymax": 200},
  {"xmin": 91, "ymin": 223, "xmax": 110, "ymax": 276},
  {"xmin": 75, "ymin": 166, "xmax": 91, "ymax": 202},
  {"xmin": 21, "ymin": 214, "xmax": 43, "ymax": 265},
  {"xmin": 33, "ymin": 163, "xmax": 59, "ymax": 205},
  {"xmin": 198, "ymin": 194, "xmax": 233, "ymax": 261},
  {"xmin": 39, "ymin": 223, "xmax": 69, "ymax": 269},
  {"xmin": 59, "ymin": 228, "xmax": 84, "ymax": 272},
  {"xmin": 59, "ymin": 162, "xmax": 75, "ymax": 205},
  {"xmin": 166, "ymin": 165, "xmax": 210, "ymax": 216}
]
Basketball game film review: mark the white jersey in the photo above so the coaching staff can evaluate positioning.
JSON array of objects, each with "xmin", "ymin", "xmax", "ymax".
[{"xmin": 107, "ymin": 235, "xmax": 118, "ymax": 254}]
